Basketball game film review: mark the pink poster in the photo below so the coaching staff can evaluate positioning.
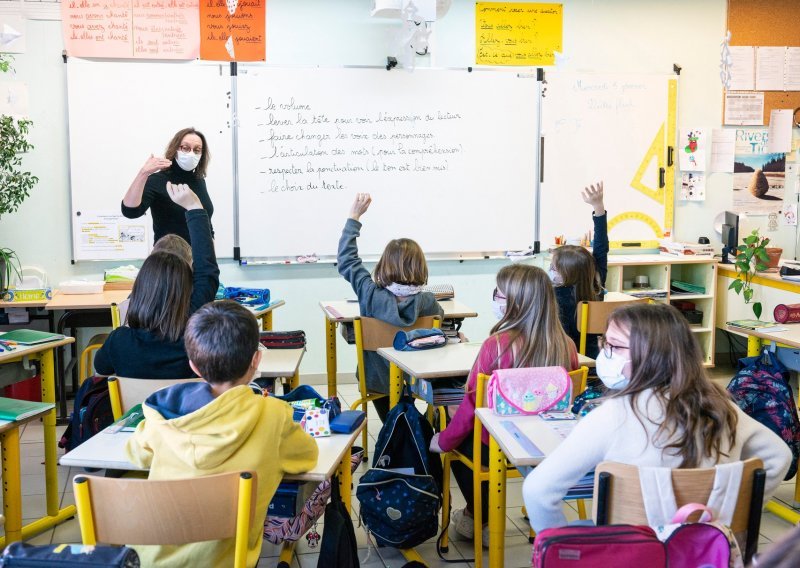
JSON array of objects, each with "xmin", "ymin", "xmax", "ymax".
[{"xmin": 62, "ymin": 0, "xmax": 200, "ymax": 59}]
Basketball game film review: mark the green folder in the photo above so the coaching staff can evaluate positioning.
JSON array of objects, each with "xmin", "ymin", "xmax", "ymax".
[
  {"xmin": 0, "ymin": 397, "xmax": 54, "ymax": 421},
  {"xmin": 1, "ymin": 329, "xmax": 65, "ymax": 345}
]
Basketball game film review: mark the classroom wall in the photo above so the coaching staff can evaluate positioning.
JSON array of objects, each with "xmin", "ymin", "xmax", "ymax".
[{"xmin": 3, "ymin": 0, "xmax": 790, "ymax": 378}]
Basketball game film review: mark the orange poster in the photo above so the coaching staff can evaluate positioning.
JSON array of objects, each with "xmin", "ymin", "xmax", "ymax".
[
  {"xmin": 62, "ymin": 0, "xmax": 200, "ymax": 59},
  {"xmin": 200, "ymin": 0, "xmax": 266, "ymax": 62}
]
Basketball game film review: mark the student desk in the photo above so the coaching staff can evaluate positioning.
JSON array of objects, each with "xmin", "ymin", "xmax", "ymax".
[
  {"xmin": 256, "ymin": 346, "xmax": 304, "ymax": 390},
  {"xmin": 0, "ymin": 338, "xmax": 78, "ymax": 546},
  {"xmin": 60, "ymin": 420, "xmax": 364, "ymax": 564},
  {"xmin": 376, "ymin": 344, "xmax": 595, "ymax": 410},
  {"xmin": 725, "ymin": 322, "xmax": 800, "ymax": 525},
  {"xmin": 475, "ymin": 408, "xmax": 569, "ymax": 568},
  {"xmin": 0, "ymin": 297, "xmax": 54, "ymax": 333},
  {"xmin": 319, "ymin": 299, "xmax": 478, "ymax": 398}
]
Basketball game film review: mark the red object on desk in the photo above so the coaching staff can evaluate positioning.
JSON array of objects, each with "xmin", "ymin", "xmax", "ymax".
[{"xmin": 5, "ymin": 375, "xmax": 42, "ymax": 402}]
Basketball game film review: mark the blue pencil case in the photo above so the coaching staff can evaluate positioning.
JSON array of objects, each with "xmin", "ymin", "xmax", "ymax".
[{"xmin": 330, "ymin": 410, "xmax": 366, "ymax": 434}]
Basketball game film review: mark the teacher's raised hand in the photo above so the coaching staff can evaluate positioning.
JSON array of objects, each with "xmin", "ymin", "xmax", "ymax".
[
  {"xmin": 140, "ymin": 154, "xmax": 172, "ymax": 177},
  {"xmin": 166, "ymin": 182, "xmax": 203, "ymax": 211}
]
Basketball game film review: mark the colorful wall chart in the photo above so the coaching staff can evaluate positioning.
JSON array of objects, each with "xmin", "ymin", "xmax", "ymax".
[
  {"xmin": 62, "ymin": 0, "xmax": 200, "ymax": 59},
  {"xmin": 200, "ymin": 0, "xmax": 266, "ymax": 61},
  {"xmin": 475, "ymin": 2, "xmax": 562, "ymax": 66}
]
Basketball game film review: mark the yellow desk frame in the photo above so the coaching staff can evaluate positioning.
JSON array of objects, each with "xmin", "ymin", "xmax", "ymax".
[{"xmin": 0, "ymin": 345, "xmax": 77, "ymax": 546}]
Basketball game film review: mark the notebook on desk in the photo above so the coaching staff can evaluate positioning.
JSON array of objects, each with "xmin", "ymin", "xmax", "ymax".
[
  {"xmin": 0, "ymin": 329, "xmax": 65, "ymax": 345},
  {"xmin": 0, "ymin": 398, "xmax": 54, "ymax": 421}
]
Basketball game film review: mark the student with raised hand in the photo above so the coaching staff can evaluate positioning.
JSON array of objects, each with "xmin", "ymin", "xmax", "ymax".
[
  {"xmin": 337, "ymin": 192, "xmax": 443, "ymax": 422},
  {"xmin": 126, "ymin": 301, "xmax": 319, "ymax": 567},
  {"xmin": 549, "ymin": 182, "xmax": 608, "ymax": 358},
  {"xmin": 430, "ymin": 264, "xmax": 579, "ymax": 546},
  {"xmin": 522, "ymin": 303, "xmax": 792, "ymax": 533},
  {"xmin": 122, "ymin": 127, "xmax": 215, "ymax": 243},
  {"xmin": 94, "ymin": 183, "xmax": 219, "ymax": 379}
]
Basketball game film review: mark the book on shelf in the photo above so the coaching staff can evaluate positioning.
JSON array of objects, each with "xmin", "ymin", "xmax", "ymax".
[
  {"xmin": 727, "ymin": 320, "xmax": 787, "ymax": 332},
  {"xmin": 670, "ymin": 280, "xmax": 706, "ymax": 295},
  {"xmin": 622, "ymin": 289, "xmax": 668, "ymax": 299},
  {"xmin": 659, "ymin": 240, "xmax": 715, "ymax": 257},
  {"xmin": 0, "ymin": 329, "xmax": 65, "ymax": 345},
  {"xmin": 0, "ymin": 398, "xmax": 54, "ymax": 421}
]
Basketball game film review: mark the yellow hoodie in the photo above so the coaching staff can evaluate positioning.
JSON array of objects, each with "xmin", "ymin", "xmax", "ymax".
[{"xmin": 125, "ymin": 383, "xmax": 319, "ymax": 568}]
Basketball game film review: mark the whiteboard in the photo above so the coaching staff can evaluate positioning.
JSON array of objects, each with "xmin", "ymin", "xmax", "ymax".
[
  {"xmin": 236, "ymin": 67, "xmax": 540, "ymax": 259},
  {"xmin": 541, "ymin": 73, "xmax": 673, "ymax": 247},
  {"xmin": 66, "ymin": 59, "xmax": 234, "ymax": 260}
]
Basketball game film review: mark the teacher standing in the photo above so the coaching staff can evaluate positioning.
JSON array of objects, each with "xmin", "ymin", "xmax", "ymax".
[{"xmin": 121, "ymin": 127, "xmax": 215, "ymax": 244}]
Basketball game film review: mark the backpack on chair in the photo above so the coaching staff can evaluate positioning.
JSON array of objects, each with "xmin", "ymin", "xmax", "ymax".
[
  {"xmin": 58, "ymin": 375, "xmax": 114, "ymax": 451},
  {"xmin": 727, "ymin": 349, "xmax": 800, "ymax": 480},
  {"xmin": 356, "ymin": 398, "xmax": 442, "ymax": 549}
]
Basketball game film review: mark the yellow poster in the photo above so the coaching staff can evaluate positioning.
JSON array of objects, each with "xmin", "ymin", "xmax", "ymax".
[{"xmin": 476, "ymin": 2, "xmax": 562, "ymax": 66}]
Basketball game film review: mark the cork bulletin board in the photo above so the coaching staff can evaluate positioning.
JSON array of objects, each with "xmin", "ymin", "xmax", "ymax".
[{"xmin": 726, "ymin": 0, "xmax": 800, "ymax": 124}]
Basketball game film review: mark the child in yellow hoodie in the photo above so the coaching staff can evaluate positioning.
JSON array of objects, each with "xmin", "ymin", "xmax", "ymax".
[{"xmin": 125, "ymin": 300, "xmax": 319, "ymax": 568}]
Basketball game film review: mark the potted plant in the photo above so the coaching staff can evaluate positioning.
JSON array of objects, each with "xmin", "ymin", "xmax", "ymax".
[
  {"xmin": 0, "ymin": 53, "xmax": 38, "ymax": 297},
  {"xmin": 728, "ymin": 229, "xmax": 770, "ymax": 319}
]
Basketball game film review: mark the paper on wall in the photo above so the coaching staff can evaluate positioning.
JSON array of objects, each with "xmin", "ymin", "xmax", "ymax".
[
  {"xmin": 783, "ymin": 203, "xmax": 797, "ymax": 227},
  {"xmin": 767, "ymin": 109, "xmax": 793, "ymax": 153},
  {"xmin": 710, "ymin": 128, "xmax": 736, "ymax": 173},
  {"xmin": 728, "ymin": 46, "xmax": 755, "ymax": 91},
  {"xmin": 732, "ymin": 128, "xmax": 785, "ymax": 216},
  {"xmin": 475, "ymin": 2, "xmax": 563, "ymax": 66},
  {"xmin": 0, "ymin": 81, "xmax": 28, "ymax": 118},
  {"xmin": 679, "ymin": 128, "xmax": 706, "ymax": 172},
  {"xmin": 74, "ymin": 212, "xmax": 150, "ymax": 261},
  {"xmin": 786, "ymin": 48, "xmax": 800, "ymax": 91},
  {"xmin": 680, "ymin": 172, "xmax": 705, "ymax": 201},
  {"xmin": 756, "ymin": 47, "xmax": 786, "ymax": 91},
  {"xmin": 724, "ymin": 92, "xmax": 764, "ymax": 126}
]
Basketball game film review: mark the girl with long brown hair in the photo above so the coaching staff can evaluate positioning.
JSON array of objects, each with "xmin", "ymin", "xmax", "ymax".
[
  {"xmin": 523, "ymin": 303, "xmax": 791, "ymax": 532},
  {"xmin": 431, "ymin": 263, "xmax": 579, "ymax": 545}
]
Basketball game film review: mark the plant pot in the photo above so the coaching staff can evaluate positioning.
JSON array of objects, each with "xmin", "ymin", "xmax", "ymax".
[{"xmin": 759, "ymin": 247, "xmax": 783, "ymax": 271}]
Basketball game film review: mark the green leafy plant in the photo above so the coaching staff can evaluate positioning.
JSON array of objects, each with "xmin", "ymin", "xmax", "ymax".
[
  {"xmin": 0, "ymin": 53, "xmax": 38, "ymax": 219},
  {"xmin": 728, "ymin": 229, "xmax": 770, "ymax": 320},
  {"xmin": 0, "ymin": 247, "xmax": 21, "ymax": 295}
]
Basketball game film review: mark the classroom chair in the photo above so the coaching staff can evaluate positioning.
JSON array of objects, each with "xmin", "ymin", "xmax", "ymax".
[
  {"xmin": 577, "ymin": 298, "xmax": 648, "ymax": 355},
  {"xmin": 594, "ymin": 458, "xmax": 766, "ymax": 565},
  {"xmin": 441, "ymin": 366, "xmax": 589, "ymax": 564},
  {"xmin": 352, "ymin": 315, "xmax": 441, "ymax": 459},
  {"xmin": 73, "ymin": 471, "xmax": 255, "ymax": 568},
  {"xmin": 108, "ymin": 376, "xmax": 202, "ymax": 421},
  {"xmin": 78, "ymin": 333, "xmax": 108, "ymax": 385},
  {"xmin": 110, "ymin": 299, "xmax": 130, "ymax": 329}
]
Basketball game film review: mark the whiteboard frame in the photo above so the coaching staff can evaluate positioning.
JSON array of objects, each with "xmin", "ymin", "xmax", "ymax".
[{"xmin": 233, "ymin": 64, "xmax": 544, "ymax": 265}]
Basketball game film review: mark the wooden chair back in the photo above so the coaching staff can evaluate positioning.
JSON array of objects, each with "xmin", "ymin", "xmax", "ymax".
[
  {"xmin": 568, "ymin": 366, "xmax": 589, "ymax": 400},
  {"xmin": 577, "ymin": 298, "xmax": 648, "ymax": 354},
  {"xmin": 594, "ymin": 459, "xmax": 766, "ymax": 563},
  {"xmin": 108, "ymin": 376, "xmax": 202, "ymax": 420},
  {"xmin": 111, "ymin": 298, "xmax": 130, "ymax": 329},
  {"xmin": 74, "ymin": 471, "xmax": 255, "ymax": 567}
]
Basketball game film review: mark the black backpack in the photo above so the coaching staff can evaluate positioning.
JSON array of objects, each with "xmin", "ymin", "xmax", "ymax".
[
  {"xmin": 356, "ymin": 398, "xmax": 443, "ymax": 549},
  {"xmin": 58, "ymin": 375, "xmax": 114, "ymax": 451},
  {"xmin": 316, "ymin": 477, "xmax": 359, "ymax": 568}
]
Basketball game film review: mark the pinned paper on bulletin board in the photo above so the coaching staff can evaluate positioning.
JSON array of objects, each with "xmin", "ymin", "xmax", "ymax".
[
  {"xmin": 732, "ymin": 128, "xmax": 785, "ymax": 216},
  {"xmin": 61, "ymin": 0, "xmax": 200, "ymax": 59},
  {"xmin": 679, "ymin": 128, "xmax": 706, "ymax": 172},
  {"xmin": 475, "ymin": 2, "xmax": 562, "ymax": 66},
  {"xmin": 200, "ymin": 0, "xmax": 266, "ymax": 62}
]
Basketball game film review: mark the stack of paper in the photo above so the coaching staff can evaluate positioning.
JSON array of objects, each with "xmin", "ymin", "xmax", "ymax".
[{"xmin": 659, "ymin": 241, "xmax": 715, "ymax": 258}]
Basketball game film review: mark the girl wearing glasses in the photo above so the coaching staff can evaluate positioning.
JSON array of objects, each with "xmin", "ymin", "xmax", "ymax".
[
  {"xmin": 523, "ymin": 303, "xmax": 791, "ymax": 532},
  {"xmin": 430, "ymin": 264, "xmax": 579, "ymax": 546},
  {"xmin": 122, "ymin": 127, "xmax": 214, "ymax": 244}
]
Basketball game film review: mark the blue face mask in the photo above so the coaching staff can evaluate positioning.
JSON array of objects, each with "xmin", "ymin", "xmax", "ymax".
[{"xmin": 595, "ymin": 350, "xmax": 630, "ymax": 390}]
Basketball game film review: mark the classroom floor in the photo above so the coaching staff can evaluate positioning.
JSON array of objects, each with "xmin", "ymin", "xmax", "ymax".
[{"xmin": 1, "ymin": 373, "xmax": 798, "ymax": 568}]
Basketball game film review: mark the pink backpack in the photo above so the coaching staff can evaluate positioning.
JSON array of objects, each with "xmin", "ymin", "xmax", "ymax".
[
  {"xmin": 487, "ymin": 367, "xmax": 571, "ymax": 416},
  {"xmin": 532, "ymin": 525, "xmax": 666, "ymax": 567}
]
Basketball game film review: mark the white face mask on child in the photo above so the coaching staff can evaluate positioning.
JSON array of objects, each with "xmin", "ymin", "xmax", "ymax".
[
  {"xmin": 595, "ymin": 350, "xmax": 631, "ymax": 390},
  {"xmin": 548, "ymin": 268, "xmax": 564, "ymax": 286},
  {"xmin": 491, "ymin": 300, "xmax": 507, "ymax": 320},
  {"xmin": 176, "ymin": 150, "xmax": 201, "ymax": 172},
  {"xmin": 386, "ymin": 283, "xmax": 422, "ymax": 297}
]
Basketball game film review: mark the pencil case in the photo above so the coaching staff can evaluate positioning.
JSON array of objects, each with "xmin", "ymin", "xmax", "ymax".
[
  {"xmin": 0, "ymin": 543, "xmax": 139, "ymax": 566},
  {"xmin": 330, "ymin": 410, "xmax": 366, "ymax": 434},
  {"xmin": 393, "ymin": 328, "xmax": 447, "ymax": 351},
  {"xmin": 222, "ymin": 286, "xmax": 270, "ymax": 306},
  {"xmin": 260, "ymin": 330, "xmax": 306, "ymax": 349}
]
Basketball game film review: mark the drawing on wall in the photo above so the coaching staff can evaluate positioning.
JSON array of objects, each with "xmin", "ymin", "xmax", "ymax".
[
  {"xmin": 680, "ymin": 172, "xmax": 705, "ymax": 201},
  {"xmin": 679, "ymin": 128, "xmax": 706, "ymax": 172},
  {"xmin": 732, "ymin": 128, "xmax": 785, "ymax": 215}
]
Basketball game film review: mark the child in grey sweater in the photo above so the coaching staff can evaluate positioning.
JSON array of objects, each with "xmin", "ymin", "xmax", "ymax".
[{"xmin": 337, "ymin": 193, "xmax": 443, "ymax": 421}]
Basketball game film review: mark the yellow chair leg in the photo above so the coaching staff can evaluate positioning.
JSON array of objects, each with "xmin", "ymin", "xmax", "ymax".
[
  {"xmin": 577, "ymin": 499, "xmax": 587, "ymax": 520},
  {"xmin": 441, "ymin": 455, "xmax": 451, "ymax": 552},
  {"xmin": 487, "ymin": 437, "xmax": 507, "ymax": 568}
]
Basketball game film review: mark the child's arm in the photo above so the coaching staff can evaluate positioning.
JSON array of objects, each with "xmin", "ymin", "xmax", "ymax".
[
  {"xmin": 277, "ymin": 404, "xmax": 320, "ymax": 474},
  {"xmin": 121, "ymin": 155, "xmax": 171, "ymax": 217},
  {"xmin": 337, "ymin": 193, "xmax": 378, "ymax": 298},
  {"xmin": 582, "ymin": 182, "xmax": 609, "ymax": 287},
  {"xmin": 167, "ymin": 183, "xmax": 220, "ymax": 313}
]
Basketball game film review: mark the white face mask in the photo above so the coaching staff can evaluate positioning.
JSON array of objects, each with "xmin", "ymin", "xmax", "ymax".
[
  {"xmin": 548, "ymin": 268, "xmax": 564, "ymax": 286},
  {"xmin": 595, "ymin": 350, "xmax": 630, "ymax": 390},
  {"xmin": 175, "ymin": 150, "xmax": 201, "ymax": 172},
  {"xmin": 491, "ymin": 299, "xmax": 507, "ymax": 320}
]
